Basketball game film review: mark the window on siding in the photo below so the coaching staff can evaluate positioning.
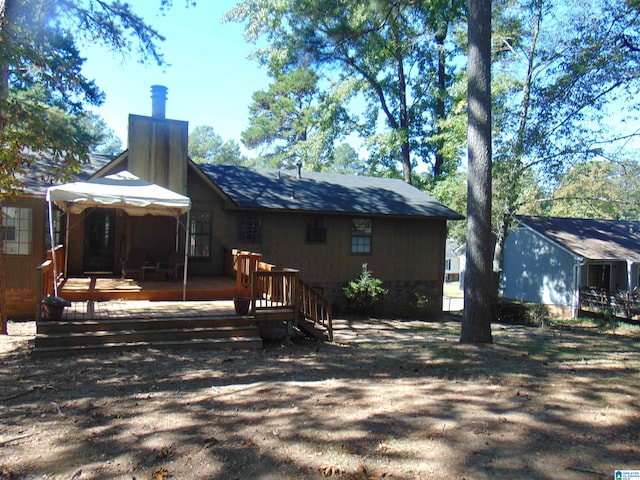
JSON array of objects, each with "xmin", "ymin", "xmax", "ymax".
[
  {"xmin": 351, "ymin": 218, "xmax": 372, "ymax": 254},
  {"xmin": 2, "ymin": 207, "xmax": 32, "ymax": 255},
  {"xmin": 189, "ymin": 211, "xmax": 212, "ymax": 258},
  {"xmin": 306, "ymin": 215, "xmax": 326, "ymax": 243},
  {"xmin": 45, "ymin": 208, "xmax": 63, "ymax": 250},
  {"xmin": 239, "ymin": 213, "xmax": 262, "ymax": 242}
]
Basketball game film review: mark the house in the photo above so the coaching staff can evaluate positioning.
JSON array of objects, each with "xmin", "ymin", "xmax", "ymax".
[
  {"xmin": 444, "ymin": 239, "xmax": 463, "ymax": 282},
  {"xmin": 4, "ymin": 85, "xmax": 463, "ymax": 320},
  {"xmin": 500, "ymin": 215, "xmax": 640, "ymax": 317}
]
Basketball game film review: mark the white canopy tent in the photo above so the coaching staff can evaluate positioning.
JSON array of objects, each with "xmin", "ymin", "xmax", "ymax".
[{"xmin": 45, "ymin": 170, "xmax": 191, "ymax": 300}]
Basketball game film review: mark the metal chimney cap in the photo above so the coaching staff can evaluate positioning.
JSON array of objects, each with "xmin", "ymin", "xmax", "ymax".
[{"xmin": 150, "ymin": 85, "xmax": 168, "ymax": 118}]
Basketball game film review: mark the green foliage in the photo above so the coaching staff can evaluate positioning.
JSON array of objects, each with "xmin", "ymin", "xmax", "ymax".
[
  {"xmin": 545, "ymin": 159, "xmax": 640, "ymax": 220},
  {"xmin": 189, "ymin": 126, "xmax": 246, "ymax": 165},
  {"xmin": 226, "ymin": 0, "xmax": 467, "ymax": 180},
  {"xmin": 343, "ymin": 263, "xmax": 388, "ymax": 313},
  {"xmin": 0, "ymin": 0, "xmax": 168, "ymax": 194},
  {"xmin": 242, "ymin": 67, "xmax": 336, "ymax": 169},
  {"xmin": 82, "ymin": 113, "xmax": 123, "ymax": 156},
  {"xmin": 497, "ymin": 301, "xmax": 549, "ymax": 327}
]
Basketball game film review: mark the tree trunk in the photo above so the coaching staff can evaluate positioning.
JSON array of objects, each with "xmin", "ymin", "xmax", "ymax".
[
  {"xmin": 0, "ymin": 0, "xmax": 9, "ymax": 335},
  {"xmin": 434, "ymin": 30, "xmax": 447, "ymax": 178},
  {"xmin": 461, "ymin": 0, "xmax": 493, "ymax": 344}
]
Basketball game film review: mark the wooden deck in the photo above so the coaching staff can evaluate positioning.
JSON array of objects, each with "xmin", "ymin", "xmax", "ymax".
[
  {"xmin": 35, "ymin": 299, "xmax": 263, "ymax": 355},
  {"xmin": 60, "ymin": 299, "xmax": 238, "ymax": 321},
  {"xmin": 58, "ymin": 275, "xmax": 240, "ymax": 302}
]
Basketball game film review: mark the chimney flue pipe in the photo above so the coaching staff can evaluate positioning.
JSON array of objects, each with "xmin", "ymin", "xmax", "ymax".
[{"xmin": 151, "ymin": 85, "xmax": 168, "ymax": 118}]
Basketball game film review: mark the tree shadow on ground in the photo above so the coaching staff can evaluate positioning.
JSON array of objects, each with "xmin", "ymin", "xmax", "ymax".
[{"xmin": 1, "ymin": 317, "xmax": 639, "ymax": 479}]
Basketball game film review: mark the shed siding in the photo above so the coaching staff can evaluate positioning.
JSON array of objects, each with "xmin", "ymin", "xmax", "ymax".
[{"xmin": 501, "ymin": 225, "xmax": 577, "ymax": 307}]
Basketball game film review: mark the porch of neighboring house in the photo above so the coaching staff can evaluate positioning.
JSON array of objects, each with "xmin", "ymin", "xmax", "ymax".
[
  {"xmin": 35, "ymin": 247, "xmax": 333, "ymax": 355},
  {"xmin": 579, "ymin": 286, "xmax": 640, "ymax": 323}
]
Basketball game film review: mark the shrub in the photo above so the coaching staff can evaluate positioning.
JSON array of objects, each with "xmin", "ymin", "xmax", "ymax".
[
  {"xmin": 343, "ymin": 263, "xmax": 388, "ymax": 313},
  {"xmin": 497, "ymin": 301, "xmax": 548, "ymax": 327}
]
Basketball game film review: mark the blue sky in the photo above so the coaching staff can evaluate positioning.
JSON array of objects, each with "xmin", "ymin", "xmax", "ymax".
[{"xmin": 80, "ymin": 1, "xmax": 268, "ymax": 151}]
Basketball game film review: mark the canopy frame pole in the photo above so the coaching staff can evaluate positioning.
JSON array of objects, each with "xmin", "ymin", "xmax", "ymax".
[
  {"xmin": 47, "ymin": 199, "xmax": 58, "ymax": 297},
  {"xmin": 63, "ymin": 212, "xmax": 69, "ymax": 279},
  {"xmin": 182, "ymin": 210, "xmax": 190, "ymax": 301}
]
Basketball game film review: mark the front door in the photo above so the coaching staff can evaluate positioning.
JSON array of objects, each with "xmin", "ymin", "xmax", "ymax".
[{"xmin": 83, "ymin": 209, "xmax": 116, "ymax": 274}]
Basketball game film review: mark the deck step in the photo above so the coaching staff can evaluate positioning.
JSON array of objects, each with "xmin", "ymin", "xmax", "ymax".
[
  {"xmin": 32, "ymin": 336, "xmax": 263, "ymax": 356},
  {"xmin": 296, "ymin": 317, "xmax": 331, "ymax": 341},
  {"xmin": 33, "ymin": 315, "xmax": 262, "ymax": 355}
]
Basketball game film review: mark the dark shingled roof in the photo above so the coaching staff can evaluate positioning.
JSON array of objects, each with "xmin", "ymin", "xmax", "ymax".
[
  {"xmin": 198, "ymin": 164, "xmax": 464, "ymax": 219},
  {"xmin": 17, "ymin": 154, "xmax": 115, "ymax": 196},
  {"xmin": 517, "ymin": 215, "xmax": 640, "ymax": 262}
]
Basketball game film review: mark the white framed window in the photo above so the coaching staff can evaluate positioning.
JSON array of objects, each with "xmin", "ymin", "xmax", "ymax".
[
  {"xmin": 2, "ymin": 207, "xmax": 32, "ymax": 255},
  {"xmin": 351, "ymin": 218, "xmax": 372, "ymax": 254}
]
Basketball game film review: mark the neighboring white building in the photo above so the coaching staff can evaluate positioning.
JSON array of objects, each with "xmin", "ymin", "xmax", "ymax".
[{"xmin": 445, "ymin": 239, "xmax": 464, "ymax": 283}]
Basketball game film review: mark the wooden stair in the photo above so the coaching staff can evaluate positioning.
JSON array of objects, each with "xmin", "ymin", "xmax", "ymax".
[
  {"xmin": 253, "ymin": 308, "xmax": 332, "ymax": 342},
  {"xmin": 33, "ymin": 315, "xmax": 263, "ymax": 356}
]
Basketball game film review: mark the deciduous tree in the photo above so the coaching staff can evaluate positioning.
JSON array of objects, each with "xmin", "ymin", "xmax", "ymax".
[
  {"xmin": 0, "ymin": 0, "xmax": 174, "ymax": 334},
  {"xmin": 226, "ymin": 0, "xmax": 466, "ymax": 182}
]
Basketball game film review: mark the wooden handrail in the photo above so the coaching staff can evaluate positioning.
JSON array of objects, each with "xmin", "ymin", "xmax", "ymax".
[
  {"xmin": 231, "ymin": 249, "xmax": 263, "ymax": 294},
  {"xmin": 231, "ymin": 248, "xmax": 333, "ymax": 341},
  {"xmin": 299, "ymin": 278, "xmax": 333, "ymax": 342},
  {"xmin": 39, "ymin": 245, "xmax": 66, "ymax": 298},
  {"xmin": 251, "ymin": 269, "xmax": 299, "ymax": 311}
]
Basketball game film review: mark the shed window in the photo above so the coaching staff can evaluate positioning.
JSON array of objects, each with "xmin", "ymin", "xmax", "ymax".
[
  {"xmin": 306, "ymin": 216, "xmax": 326, "ymax": 243},
  {"xmin": 351, "ymin": 218, "xmax": 372, "ymax": 254},
  {"xmin": 239, "ymin": 213, "xmax": 262, "ymax": 242},
  {"xmin": 189, "ymin": 211, "xmax": 212, "ymax": 258},
  {"xmin": 2, "ymin": 207, "xmax": 32, "ymax": 255}
]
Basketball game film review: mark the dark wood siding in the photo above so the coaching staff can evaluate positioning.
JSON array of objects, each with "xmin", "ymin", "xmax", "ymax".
[{"xmin": 5, "ymin": 196, "xmax": 47, "ymax": 318}]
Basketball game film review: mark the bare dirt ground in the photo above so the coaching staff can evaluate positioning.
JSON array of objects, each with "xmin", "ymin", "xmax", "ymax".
[{"xmin": 1, "ymin": 315, "xmax": 639, "ymax": 480}]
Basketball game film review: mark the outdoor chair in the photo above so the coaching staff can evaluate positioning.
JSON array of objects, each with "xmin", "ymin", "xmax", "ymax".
[
  {"xmin": 157, "ymin": 251, "xmax": 185, "ymax": 280},
  {"xmin": 121, "ymin": 248, "xmax": 146, "ymax": 279}
]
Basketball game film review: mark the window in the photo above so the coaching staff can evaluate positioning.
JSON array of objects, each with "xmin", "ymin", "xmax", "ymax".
[
  {"xmin": 189, "ymin": 211, "xmax": 211, "ymax": 258},
  {"xmin": 351, "ymin": 218, "xmax": 372, "ymax": 254},
  {"xmin": 239, "ymin": 213, "xmax": 261, "ymax": 242},
  {"xmin": 45, "ymin": 208, "xmax": 63, "ymax": 250},
  {"xmin": 588, "ymin": 264, "xmax": 611, "ymax": 289},
  {"xmin": 2, "ymin": 207, "xmax": 32, "ymax": 255},
  {"xmin": 306, "ymin": 216, "xmax": 326, "ymax": 243}
]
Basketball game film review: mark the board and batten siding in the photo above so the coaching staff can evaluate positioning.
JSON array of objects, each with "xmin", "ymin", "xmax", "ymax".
[
  {"xmin": 127, "ymin": 114, "xmax": 188, "ymax": 195},
  {"xmin": 233, "ymin": 210, "xmax": 447, "ymax": 285},
  {"xmin": 4, "ymin": 196, "xmax": 48, "ymax": 318}
]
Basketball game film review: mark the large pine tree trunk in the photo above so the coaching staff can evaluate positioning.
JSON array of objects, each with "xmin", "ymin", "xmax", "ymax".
[
  {"xmin": 0, "ymin": 0, "xmax": 8, "ymax": 335},
  {"xmin": 461, "ymin": 0, "xmax": 493, "ymax": 344}
]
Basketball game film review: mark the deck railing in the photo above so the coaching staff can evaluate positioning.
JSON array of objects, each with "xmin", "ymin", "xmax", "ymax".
[
  {"xmin": 38, "ymin": 245, "xmax": 66, "ymax": 298},
  {"xmin": 231, "ymin": 249, "xmax": 333, "ymax": 340},
  {"xmin": 231, "ymin": 249, "xmax": 263, "ymax": 295},
  {"xmin": 580, "ymin": 286, "xmax": 640, "ymax": 321},
  {"xmin": 299, "ymin": 278, "xmax": 333, "ymax": 341},
  {"xmin": 252, "ymin": 268, "xmax": 299, "ymax": 311}
]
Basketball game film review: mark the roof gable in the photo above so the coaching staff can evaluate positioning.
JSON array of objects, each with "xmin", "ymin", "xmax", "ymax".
[
  {"xmin": 198, "ymin": 165, "xmax": 463, "ymax": 219},
  {"xmin": 517, "ymin": 216, "xmax": 640, "ymax": 262}
]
